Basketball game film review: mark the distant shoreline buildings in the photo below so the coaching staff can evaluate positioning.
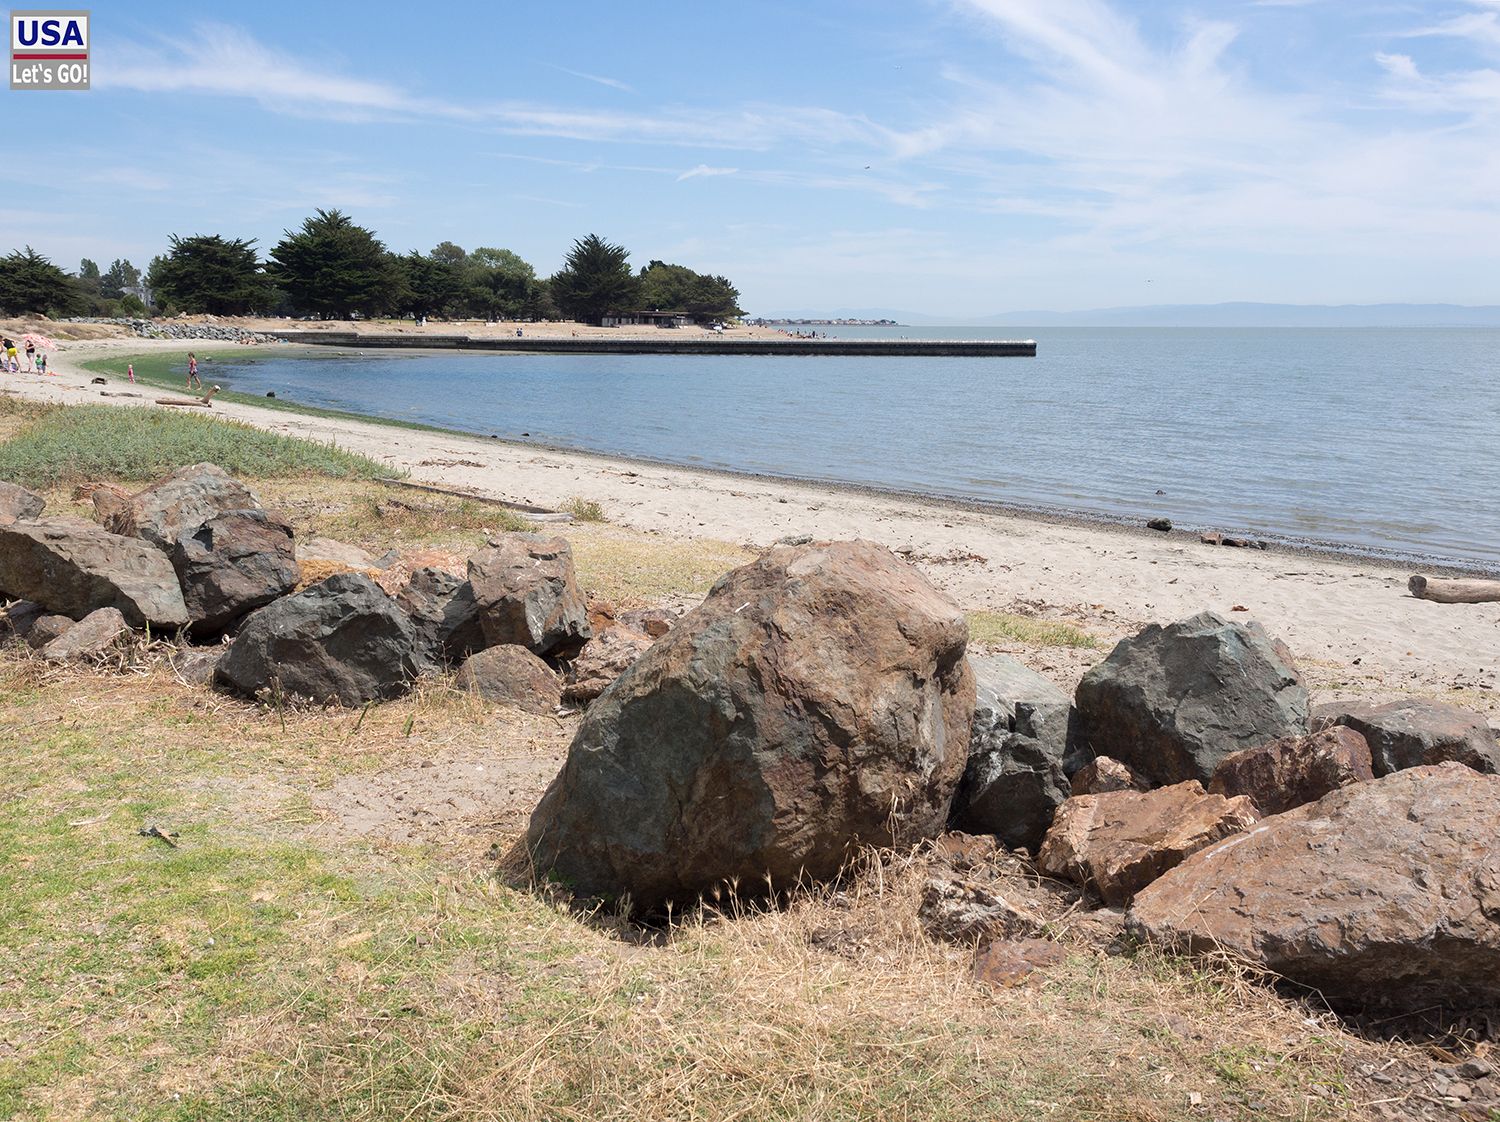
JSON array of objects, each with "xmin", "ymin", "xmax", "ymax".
[{"xmin": 748, "ymin": 317, "xmax": 901, "ymax": 327}]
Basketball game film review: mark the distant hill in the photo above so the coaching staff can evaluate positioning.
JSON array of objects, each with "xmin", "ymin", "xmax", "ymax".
[
  {"xmin": 754, "ymin": 307, "xmax": 952, "ymax": 326},
  {"xmin": 979, "ymin": 303, "xmax": 1500, "ymax": 327},
  {"xmin": 754, "ymin": 303, "xmax": 1500, "ymax": 327}
]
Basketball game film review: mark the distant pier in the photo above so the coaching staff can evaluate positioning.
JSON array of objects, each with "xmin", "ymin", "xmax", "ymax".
[{"xmin": 278, "ymin": 332, "xmax": 1037, "ymax": 358}]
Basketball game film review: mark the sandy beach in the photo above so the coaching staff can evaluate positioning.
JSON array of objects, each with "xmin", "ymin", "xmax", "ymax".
[{"xmin": 7, "ymin": 330, "xmax": 1497, "ymax": 720}]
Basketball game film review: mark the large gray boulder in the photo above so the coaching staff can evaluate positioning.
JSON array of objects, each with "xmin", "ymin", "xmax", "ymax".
[
  {"xmin": 1129, "ymin": 765, "xmax": 1500, "ymax": 1012},
  {"xmin": 105, "ymin": 463, "xmax": 261, "ymax": 550},
  {"xmin": 0, "ymin": 520, "xmax": 189, "ymax": 628},
  {"xmin": 949, "ymin": 654, "xmax": 1071, "ymax": 852},
  {"xmin": 395, "ymin": 567, "xmax": 485, "ymax": 666},
  {"xmin": 1313, "ymin": 698, "xmax": 1499, "ymax": 777},
  {"xmin": 0, "ymin": 481, "xmax": 44, "ymax": 525},
  {"xmin": 525, "ymin": 540, "xmax": 976, "ymax": 913},
  {"xmin": 469, "ymin": 533, "xmax": 591, "ymax": 657},
  {"xmin": 216, "ymin": 572, "xmax": 425, "ymax": 705},
  {"xmin": 1070, "ymin": 612, "xmax": 1308, "ymax": 786},
  {"xmin": 170, "ymin": 509, "xmax": 299, "ymax": 634}
]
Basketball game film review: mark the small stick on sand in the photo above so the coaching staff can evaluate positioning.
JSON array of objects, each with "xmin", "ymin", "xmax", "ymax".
[{"xmin": 1408, "ymin": 574, "xmax": 1500, "ymax": 604}]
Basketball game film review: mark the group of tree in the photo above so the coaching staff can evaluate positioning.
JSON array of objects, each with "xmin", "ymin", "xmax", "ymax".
[
  {"xmin": 1, "ymin": 213, "xmax": 743, "ymax": 326},
  {"xmin": 0, "ymin": 249, "xmax": 149, "ymax": 318}
]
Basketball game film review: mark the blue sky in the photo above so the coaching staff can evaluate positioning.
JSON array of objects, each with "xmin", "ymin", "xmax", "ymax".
[{"xmin": 4, "ymin": 0, "xmax": 1499, "ymax": 315}]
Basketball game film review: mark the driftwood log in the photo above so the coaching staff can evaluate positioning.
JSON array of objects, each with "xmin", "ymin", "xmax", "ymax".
[
  {"xmin": 1408, "ymin": 574, "xmax": 1500, "ymax": 604},
  {"xmin": 154, "ymin": 385, "xmax": 221, "ymax": 408}
]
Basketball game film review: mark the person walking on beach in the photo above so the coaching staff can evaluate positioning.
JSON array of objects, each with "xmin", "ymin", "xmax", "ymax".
[
  {"xmin": 187, "ymin": 352, "xmax": 201, "ymax": 390},
  {"xmin": 23, "ymin": 339, "xmax": 35, "ymax": 372},
  {"xmin": 2, "ymin": 339, "xmax": 16, "ymax": 373},
  {"xmin": 127, "ymin": 362, "xmax": 135, "ymax": 383}
]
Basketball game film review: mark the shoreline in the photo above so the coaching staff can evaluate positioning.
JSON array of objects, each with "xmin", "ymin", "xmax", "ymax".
[
  {"xmin": 80, "ymin": 341, "xmax": 1497, "ymax": 580},
  {"xmin": 8, "ymin": 336, "xmax": 1499, "ymax": 705}
]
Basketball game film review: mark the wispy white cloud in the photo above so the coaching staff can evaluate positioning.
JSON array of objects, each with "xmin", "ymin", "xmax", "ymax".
[
  {"xmin": 98, "ymin": 23, "xmax": 885, "ymax": 152},
  {"xmin": 851, "ymin": 0, "xmax": 1500, "ymax": 261},
  {"xmin": 676, "ymin": 165, "xmax": 738, "ymax": 181},
  {"xmin": 545, "ymin": 64, "xmax": 634, "ymax": 93}
]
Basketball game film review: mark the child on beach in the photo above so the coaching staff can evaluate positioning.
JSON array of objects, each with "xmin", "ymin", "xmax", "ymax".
[
  {"xmin": 36, "ymin": 353, "xmax": 48, "ymax": 375},
  {"xmin": 127, "ymin": 362, "xmax": 135, "ymax": 383},
  {"xmin": 187, "ymin": 353, "xmax": 201, "ymax": 389}
]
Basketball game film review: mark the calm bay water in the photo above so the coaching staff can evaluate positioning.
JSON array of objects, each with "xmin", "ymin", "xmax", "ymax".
[{"xmin": 211, "ymin": 326, "xmax": 1500, "ymax": 568}]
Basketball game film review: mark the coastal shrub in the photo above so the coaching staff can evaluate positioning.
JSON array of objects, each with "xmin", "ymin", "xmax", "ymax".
[
  {"xmin": 561, "ymin": 496, "xmax": 606, "ymax": 523},
  {"xmin": 0, "ymin": 404, "xmax": 392, "ymax": 487}
]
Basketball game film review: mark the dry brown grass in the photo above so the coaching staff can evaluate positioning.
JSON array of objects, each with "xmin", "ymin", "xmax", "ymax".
[
  {"xmin": 0, "ymin": 452, "xmax": 1449, "ymax": 1119},
  {"xmin": 0, "ymin": 636, "xmax": 1434, "ymax": 1121}
]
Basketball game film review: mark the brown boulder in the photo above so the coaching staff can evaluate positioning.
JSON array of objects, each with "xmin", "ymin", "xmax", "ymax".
[
  {"xmin": 1128, "ymin": 765, "xmax": 1500, "ymax": 1011},
  {"xmin": 525, "ymin": 540, "xmax": 975, "ymax": 913},
  {"xmin": 1038, "ymin": 782, "xmax": 1258, "ymax": 905},
  {"xmin": 1069, "ymin": 756, "xmax": 1146, "ymax": 796},
  {"xmin": 40, "ymin": 607, "xmax": 128, "ymax": 661},
  {"xmin": 106, "ymin": 463, "xmax": 260, "ymax": 550},
  {"xmin": 561, "ymin": 625, "xmax": 654, "ymax": 705},
  {"xmin": 454, "ymin": 645, "xmax": 562, "ymax": 715},
  {"xmin": 1209, "ymin": 727, "xmax": 1373, "ymax": 814},
  {"xmin": 1313, "ymin": 698, "xmax": 1499, "ymax": 777},
  {"xmin": 469, "ymin": 533, "xmax": 591, "ymax": 657},
  {"xmin": 973, "ymin": 938, "xmax": 1068, "ymax": 988}
]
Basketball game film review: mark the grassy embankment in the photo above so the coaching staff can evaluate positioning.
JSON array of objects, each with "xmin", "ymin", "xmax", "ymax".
[
  {"xmin": 0, "ymin": 396, "xmax": 389, "ymax": 490},
  {"xmin": 0, "ymin": 396, "xmax": 1385, "ymax": 1121}
]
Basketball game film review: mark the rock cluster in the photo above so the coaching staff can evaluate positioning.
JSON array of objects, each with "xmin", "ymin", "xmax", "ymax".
[
  {"xmin": 1, "ymin": 463, "xmax": 624, "ymax": 711},
  {"xmin": 62, "ymin": 316, "xmax": 283, "ymax": 343},
  {"xmin": 8, "ymin": 461, "xmax": 1499, "ymax": 1021}
]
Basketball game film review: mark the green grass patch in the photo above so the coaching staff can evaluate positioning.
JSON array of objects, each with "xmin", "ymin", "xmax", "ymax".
[
  {"xmin": 0, "ymin": 404, "xmax": 391, "ymax": 488},
  {"xmin": 80, "ymin": 350, "xmax": 473, "ymax": 438},
  {"xmin": 967, "ymin": 610, "xmax": 1097, "ymax": 649}
]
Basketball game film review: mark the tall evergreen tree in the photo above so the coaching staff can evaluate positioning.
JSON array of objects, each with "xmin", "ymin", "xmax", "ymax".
[
  {"xmin": 77, "ymin": 258, "xmax": 102, "ymax": 294},
  {"xmin": 100, "ymin": 258, "xmax": 141, "ymax": 300},
  {"xmin": 149, "ymin": 235, "xmax": 269, "ymax": 314},
  {"xmin": 549, "ymin": 234, "xmax": 639, "ymax": 325},
  {"xmin": 268, "ymin": 209, "xmax": 397, "ymax": 319},
  {"xmin": 0, "ymin": 247, "xmax": 85, "ymax": 315}
]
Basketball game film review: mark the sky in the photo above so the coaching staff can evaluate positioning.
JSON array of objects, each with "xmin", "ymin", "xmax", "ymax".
[{"xmin": 3, "ymin": 0, "xmax": 1499, "ymax": 316}]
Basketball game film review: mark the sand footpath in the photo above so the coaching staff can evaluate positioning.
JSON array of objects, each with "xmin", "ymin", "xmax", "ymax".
[{"xmin": 9, "ymin": 336, "xmax": 1497, "ymax": 716}]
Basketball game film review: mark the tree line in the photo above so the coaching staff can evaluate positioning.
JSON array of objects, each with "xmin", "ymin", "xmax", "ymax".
[{"xmin": 0, "ymin": 212, "xmax": 744, "ymax": 326}]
